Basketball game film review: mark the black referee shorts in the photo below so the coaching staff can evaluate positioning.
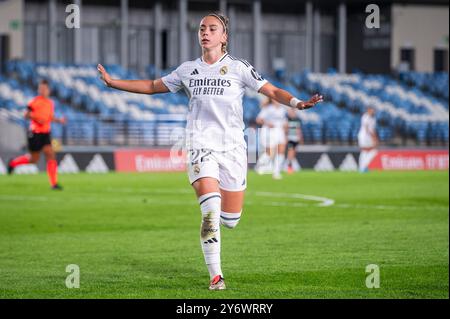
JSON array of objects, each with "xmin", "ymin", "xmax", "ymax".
[
  {"xmin": 27, "ymin": 131, "xmax": 52, "ymax": 152},
  {"xmin": 287, "ymin": 140, "xmax": 299, "ymax": 149}
]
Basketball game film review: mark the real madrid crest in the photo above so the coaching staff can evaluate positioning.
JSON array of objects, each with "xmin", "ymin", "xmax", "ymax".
[
  {"xmin": 193, "ymin": 165, "xmax": 201, "ymax": 175},
  {"xmin": 220, "ymin": 66, "xmax": 228, "ymax": 75}
]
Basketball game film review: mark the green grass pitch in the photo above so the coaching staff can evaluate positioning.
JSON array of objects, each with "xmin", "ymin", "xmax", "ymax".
[{"xmin": 0, "ymin": 170, "xmax": 448, "ymax": 299}]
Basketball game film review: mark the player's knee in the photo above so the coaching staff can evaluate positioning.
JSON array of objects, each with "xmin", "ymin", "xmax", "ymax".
[
  {"xmin": 220, "ymin": 211, "xmax": 242, "ymax": 229},
  {"xmin": 30, "ymin": 156, "xmax": 39, "ymax": 164},
  {"xmin": 44, "ymin": 152, "xmax": 55, "ymax": 161}
]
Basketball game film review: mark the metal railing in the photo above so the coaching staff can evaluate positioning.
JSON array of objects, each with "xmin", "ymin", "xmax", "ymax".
[{"xmin": 53, "ymin": 118, "xmax": 187, "ymax": 147}]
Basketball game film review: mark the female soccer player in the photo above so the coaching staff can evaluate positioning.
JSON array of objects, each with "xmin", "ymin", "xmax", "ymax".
[
  {"xmin": 255, "ymin": 98, "xmax": 289, "ymax": 179},
  {"xmin": 357, "ymin": 106, "xmax": 378, "ymax": 172},
  {"xmin": 97, "ymin": 12, "xmax": 322, "ymax": 290},
  {"xmin": 8, "ymin": 79, "xmax": 66, "ymax": 190},
  {"xmin": 284, "ymin": 108, "xmax": 304, "ymax": 173}
]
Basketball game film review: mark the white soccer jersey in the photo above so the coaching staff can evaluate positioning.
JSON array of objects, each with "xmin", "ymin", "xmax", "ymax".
[
  {"xmin": 257, "ymin": 104, "xmax": 288, "ymax": 148},
  {"xmin": 161, "ymin": 52, "xmax": 268, "ymax": 151},
  {"xmin": 256, "ymin": 104, "xmax": 288, "ymax": 129},
  {"xmin": 358, "ymin": 113, "xmax": 376, "ymax": 140}
]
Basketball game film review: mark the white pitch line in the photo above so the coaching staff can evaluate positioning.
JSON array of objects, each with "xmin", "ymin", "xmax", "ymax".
[
  {"xmin": 0, "ymin": 195, "xmax": 50, "ymax": 202},
  {"xmin": 246, "ymin": 200, "xmax": 309, "ymax": 208},
  {"xmin": 252, "ymin": 191, "xmax": 335, "ymax": 207},
  {"xmin": 104, "ymin": 188, "xmax": 335, "ymax": 207},
  {"xmin": 105, "ymin": 187, "xmax": 193, "ymax": 195},
  {"xmin": 0, "ymin": 192, "xmax": 447, "ymax": 212},
  {"xmin": 334, "ymin": 203, "xmax": 448, "ymax": 212},
  {"xmin": 0, "ymin": 194, "xmax": 195, "ymax": 205}
]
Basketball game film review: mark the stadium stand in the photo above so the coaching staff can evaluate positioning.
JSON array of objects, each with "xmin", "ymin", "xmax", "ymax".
[
  {"xmin": 291, "ymin": 70, "xmax": 448, "ymax": 145},
  {"xmin": 399, "ymin": 72, "xmax": 449, "ymax": 100},
  {"xmin": 1, "ymin": 61, "xmax": 448, "ymax": 146}
]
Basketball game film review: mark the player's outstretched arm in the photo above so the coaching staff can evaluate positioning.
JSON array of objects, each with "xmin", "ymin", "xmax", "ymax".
[
  {"xmin": 259, "ymin": 82, "xmax": 323, "ymax": 110},
  {"xmin": 97, "ymin": 64, "xmax": 170, "ymax": 95},
  {"xmin": 52, "ymin": 116, "xmax": 66, "ymax": 124}
]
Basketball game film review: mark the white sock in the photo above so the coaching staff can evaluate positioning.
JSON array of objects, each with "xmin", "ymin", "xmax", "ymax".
[
  {"xmin": 198, "ymin": 192, "xmax": 223, "ymax": 279},
  {"xmin": 274, "ymin": 154, "xmax": 285, "ymax": 175},
  {"xmin": 283, "ymin": 159, "xmax": 290, "ymax": 172},
  {"xmin": 367, "ymin": 149, "xmax": 378, "ymax": 165},
  {"xmin": 257, "ymin": 152, "xmax": 270, "ymax": 168},
  {"xmin": 359, "ymin": 150, "xmax": 370, "ymax": 171},
  {"xmin": 220, "ymin": 211, "xmax": 242, "ymax": 229},
  {"xmin": 292, "ymin": 158, "xmax": 301, "ymax": 171},
  {"xmin": 359, "ymin": 151, "xmax": 366, "ymax": 171}
]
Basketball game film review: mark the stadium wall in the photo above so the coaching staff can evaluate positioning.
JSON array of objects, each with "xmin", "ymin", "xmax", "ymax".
[
  {"xmin": 0, "ymin": 0, "xmax": 24, "ymax": 60},
  {"xmin": 22, "ymin": 1, "xmax": 336, "ymax": 74},
  {"xmin": 346, "ymin": 3, "xmax": 392, "ymax": 74},
  {"xmin": 391, "ymin": 4, "xmax": 449, "ymax": 72},
  {"xmin": 1, "ymin": 148, "xmax": 448, "ymax": 175},
  {"xmin": 0, "ymin": 118, "xmax": 26, "ymax": 152}
]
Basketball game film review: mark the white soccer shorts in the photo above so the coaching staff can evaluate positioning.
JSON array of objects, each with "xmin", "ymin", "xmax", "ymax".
[
  {"xmin": 260, "ymin": 127, "xmax": 286, "ymax": 148},
  {"xmin": 187, "ymin": 145, "xmax": 247, "ymax": 192},
  {"xmin": 358, "ymin": 135, "xmax": 376, "ymax": 148}
]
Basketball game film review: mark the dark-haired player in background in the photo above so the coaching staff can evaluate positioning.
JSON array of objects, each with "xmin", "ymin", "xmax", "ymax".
[
  {"xmin": 8, "ymin": 80, "xmax": 66, "ymax": 190},
  {"xmin": 284, "ymin": 108, "xmax": 304, "ymax": 173}
]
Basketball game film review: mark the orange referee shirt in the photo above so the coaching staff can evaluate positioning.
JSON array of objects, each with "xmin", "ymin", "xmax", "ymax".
[{"xmin": 27, "ymin": 96, "xmax": 54, "ymax": 133}]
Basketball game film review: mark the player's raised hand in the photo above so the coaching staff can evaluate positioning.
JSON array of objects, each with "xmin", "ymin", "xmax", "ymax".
[
  {"xmin": 298, "ymin": 94, "xmax": 323, "ymax": 110},
  {"xmin": 97, "ymin": 64, "xmax": 112, "ymax": 87}
]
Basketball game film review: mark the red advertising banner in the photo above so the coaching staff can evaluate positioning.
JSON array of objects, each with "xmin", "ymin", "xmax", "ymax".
[
  {"xmin": 368, "ymin": 150, "xmax": 449, "ymax": 171},
  {"xmin": 114, "ymin": 149, "xmax": 186, "ymax": 172}
]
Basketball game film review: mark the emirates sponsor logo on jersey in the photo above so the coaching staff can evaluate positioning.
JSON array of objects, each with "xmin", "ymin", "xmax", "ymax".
[
  {"xmin": 188, "ymin": 78, "xmax": 231, "ymax": 88},
  {"xmin": 188, "ymin": 77, "xmax": 232, "ymax": 96}
]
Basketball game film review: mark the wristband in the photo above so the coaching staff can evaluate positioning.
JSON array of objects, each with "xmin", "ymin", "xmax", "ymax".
[{"xmin": 289, "ymin": 97, "xmax": 301, "ymax": 108}]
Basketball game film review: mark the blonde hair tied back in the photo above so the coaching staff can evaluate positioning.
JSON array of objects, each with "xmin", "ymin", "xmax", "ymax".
[{"xmin": 207, "ymin": 12, "xmax": 229, "ymax": 53}]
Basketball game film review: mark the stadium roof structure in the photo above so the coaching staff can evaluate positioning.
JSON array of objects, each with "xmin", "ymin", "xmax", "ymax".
[
  {"xmin": 23, "ymin": 0, "xmax": 448, "ymax": 17},
  {"xmin": 26, "ymin": 0, "xmax": 449, "ymax": 8}
]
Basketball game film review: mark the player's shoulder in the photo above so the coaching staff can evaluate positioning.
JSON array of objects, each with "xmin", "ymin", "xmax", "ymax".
[
  {"xmin": 28, "ymin": 96, "xmax": 40, "ymax": 105},
  {"xmin": 364, "ymin": 113, "xmax": 374, "ymax": 121},
  {"xmin": 41, "ymin": 96, "xmax": 54, "ymax": 106},
  {"xmin": 176, "ymin": 59, "xmax": 199, "ymax": 71},
  {"xmin": 170, "ymin": 59, "xmax": 201, "ymax": 78},
  {"xmin": 225, "ymin": 54, "xmax": 253, "ymax": 69}
]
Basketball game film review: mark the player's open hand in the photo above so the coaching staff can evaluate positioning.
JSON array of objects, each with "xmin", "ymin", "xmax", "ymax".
[
  {"xmin": 298, "ymin": 94, "xmax": 323, "ymax": 110},
  {"xmin": 97, "ymin": 64, "xmax": 112, "ymax": 87}
]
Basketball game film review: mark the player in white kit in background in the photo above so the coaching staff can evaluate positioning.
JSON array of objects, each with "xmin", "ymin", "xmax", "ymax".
[
  {"xmin": 97, "ymin": 12, "xmax": 323, "ymax": 290},
  {"xmin": 284, "ymin": 108, "xmax": 303, "ymax": 173},
  {"xmin": 357, "ymin": 107, "xmax": 378, "ymax": 172},
  {"xmin": 255, "ymin": 98, "xmax": 289, "ymax": 179}
]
